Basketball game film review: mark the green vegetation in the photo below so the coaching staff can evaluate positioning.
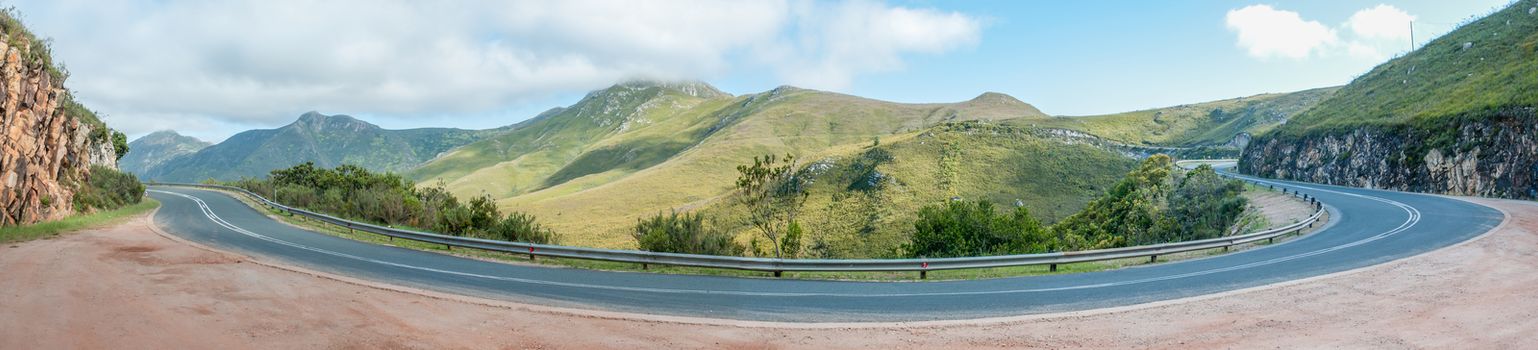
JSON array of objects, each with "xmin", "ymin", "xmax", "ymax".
[
  {"xmin": 633, "ymin": 211, "xmax": 741, "ymax": 256},
  {"xmin": 72, "ymin": 165, "xmax": 146, "ymax": 212},
  {"xmin": 110, "ymin": 131, "xmax": 129, "ymax": 160},
  {"xmin": 905, "ymin": 199, "xmax": 1049, "ymax": 258},
  {"xmin": 732, "ymin": 153, "xmax": 810, "ymax": 258},
  {"xmin": 1271, "ymin": 2, "xmax": 1538, "ymax": 138},
  {"xmin": 903, "ymin": 155, "xmax": 1249, "ymax": 256},
  {"xmin": 145, "ymin": 112, "xmax": 503, "ymax": 182},
  {"xmin": 0, "ymin": 198, "xmax": 159, "ymax": 244},
  {"xmin": 774, "ymin": 122, "xmax": 1136, "ymax": 258},
  {"xmin": 404, "ymin": 81, "xmax": 1050, "ymax": 249},
  {"xmin": 1052, "ymin": 156, "xmax": 1247, "ymax": 250},
  {"xmin": 1021, "ymin": 87, "xmax": 1338, "ymax": 147},
  {"xmin": 232, "ymin": 162, "xmax": 557, "ymax": 244}
]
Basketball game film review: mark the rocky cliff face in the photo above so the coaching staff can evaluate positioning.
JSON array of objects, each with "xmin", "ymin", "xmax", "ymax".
[
  {"xmin": 1239, "ymin": 107, "xmax": 1538, "ymax": 199},
  {"xmin": 0, "ymin": 35, "xmax": 117, "ymax": 226}
]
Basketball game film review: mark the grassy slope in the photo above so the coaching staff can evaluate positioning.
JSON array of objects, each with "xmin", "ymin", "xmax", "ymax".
[
  {"xmin": 408, "ymin": 82, "xmax": 735, "ymax": 199},
  {"xmin": 1020, "ymin": 87, "xmax": 1338, "ymax": 146},
  {"xmin": 1272, "ymin": 2, "xmax": 1538, "ymax": 137},
  {"xmin": 0, "ymin": 198, "xmax": 159, "ymax": 244},
  {"xmin": 412, "ymin": 83, "xmax": 1054, "ymax": 249},
  {"xmin": 724, "ymin": 122, "xmax": 1138, "ymax": 258}
]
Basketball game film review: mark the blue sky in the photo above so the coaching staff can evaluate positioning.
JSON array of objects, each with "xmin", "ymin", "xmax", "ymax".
[{"xmin": 11, "ymin": 0, "xmax": 1514, "ymax": 142}]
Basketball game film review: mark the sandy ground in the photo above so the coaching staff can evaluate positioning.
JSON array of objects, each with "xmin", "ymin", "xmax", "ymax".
[{"xmin": 2, "ymin": 197, "xmax": 1535, "ymax": 349}]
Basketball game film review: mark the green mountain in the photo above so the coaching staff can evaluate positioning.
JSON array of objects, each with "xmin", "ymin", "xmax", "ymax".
[
  {"xmin": 1241, "ymin": 2, "xmax": 1538, "ymax": 199},
  {"xmin": 1020, "ymin": 87, "xmax": 1339, "ymax": 147},
  {"xmin": 408, "ymin": 81, "xmax": 1095, "ymax": 249},
  {"xmin": 120, "ymin": 130, "xmax": 210, "ymax": 177},
  {"xmin": 145, "ymin": 112, "xmax": 503, "ymax": 182}
]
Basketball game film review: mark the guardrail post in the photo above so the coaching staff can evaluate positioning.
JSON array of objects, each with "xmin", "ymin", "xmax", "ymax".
[
  {"xmin": 1149, "ymin": 255, "xmax": 1157, "ymax": 263},
  {"xmin": 774, "ymin": 271, "xmax": 783, "ymax": 278},
  {"xmin": 641, "ymin": 263, "xmax": 648, "ymax": 270},
  {"xmin": 920, "ymin": 270, "xmax": 927, "ymax": 279},
  {"xmin": 1049, "ymin": 263, "xmax": 1057, "ymax": 272}
]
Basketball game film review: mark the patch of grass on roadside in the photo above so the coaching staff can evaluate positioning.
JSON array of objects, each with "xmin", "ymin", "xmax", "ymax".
[{"xmin": 1, "ymin": 198, "xmax": 160, "ymax": 244}]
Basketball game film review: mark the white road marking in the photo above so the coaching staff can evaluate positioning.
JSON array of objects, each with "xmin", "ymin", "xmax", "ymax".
[{"xmin": 148, "ymin": 184, "xmax": 1421, "ymax": 298}]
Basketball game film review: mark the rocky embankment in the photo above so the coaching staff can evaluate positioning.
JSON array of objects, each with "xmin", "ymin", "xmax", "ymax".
[
  {"xmin": 1240, "ymin": 107, "xmax": 1538, "ymax": 199},
  {"xmin": 0, "ymin": 35, "xmax": 117, "ymax": 226}
]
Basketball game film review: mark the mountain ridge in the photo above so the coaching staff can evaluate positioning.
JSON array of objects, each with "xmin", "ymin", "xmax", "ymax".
[{"xmin": 141, "ymin": 112, "xmax": 505, "ymax": 182}]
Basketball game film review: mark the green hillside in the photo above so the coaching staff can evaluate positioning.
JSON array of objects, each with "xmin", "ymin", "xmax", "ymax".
[
  {"xmin": 407, "ymin": 81, "xmax": 737, "ymax": 198},
  {"xmin": 1020, "ymin": 87, "xmax": 1338, "ymax": 147},
  {"xmin": 1272, "ymin": 2, "xmax": 1538, "ymax": 137},
  {"xmin": 120, "ymin": 131, "xmax": 210, "ymax": 177},
  {"xmin": 410, "ymin": 81, "xmax": 1056, "ymax": 248},
  {"xmin": 145, "ymin": 112, "xmax": 502, "ymax": 182},
  {"xmin": 700, "ymin": 122, "xmax": 1137, "ymax": 258}
]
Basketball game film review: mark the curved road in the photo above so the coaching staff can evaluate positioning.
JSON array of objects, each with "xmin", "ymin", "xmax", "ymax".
[{"xmin": 147, "ymin": 173, "xmax": 1502, "ymax": 322}]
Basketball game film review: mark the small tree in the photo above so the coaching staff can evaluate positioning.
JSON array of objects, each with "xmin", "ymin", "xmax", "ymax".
[
  {"xmin": 734, "ymin": 153, "xmax": 809, "ymax": 259},
  {"xmin": 110, "ymin": 131, "xmax": 129, "ymax": 161}
]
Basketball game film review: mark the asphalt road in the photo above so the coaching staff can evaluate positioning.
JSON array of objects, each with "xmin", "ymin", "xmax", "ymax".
[{"xmin": 147, "ymin": 173, "xmax": 1503, "ymax": 322}]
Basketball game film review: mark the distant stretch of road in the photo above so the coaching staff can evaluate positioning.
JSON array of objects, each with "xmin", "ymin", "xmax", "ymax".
[{"xmin": 147, "ymin": 170, "xmax": 1503, "ymax": 322}]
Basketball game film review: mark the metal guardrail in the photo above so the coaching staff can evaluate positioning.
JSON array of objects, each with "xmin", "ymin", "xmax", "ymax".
[{"xmin": 149, "ymin": 181, "xmax": 1325, "ymax": 278}]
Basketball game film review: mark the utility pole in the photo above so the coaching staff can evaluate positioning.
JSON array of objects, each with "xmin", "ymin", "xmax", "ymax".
[{"xmin": 1409, "ymin": 20, "xmax": 1415, "ymax": 51}]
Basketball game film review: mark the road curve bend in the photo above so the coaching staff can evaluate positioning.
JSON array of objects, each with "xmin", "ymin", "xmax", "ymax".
[{"xmin": 147, "ymin": 174, "xmax": 1502, "ymax": 322}]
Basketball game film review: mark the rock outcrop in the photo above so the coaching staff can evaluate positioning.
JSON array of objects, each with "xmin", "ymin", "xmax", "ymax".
[
  {"xmin": 1239, "ymin": 107, "xmax": 1538, "ymax": 199},
  {"xmin": 0, "ymin": 35, "xmax": 117, "ymax": 226}
]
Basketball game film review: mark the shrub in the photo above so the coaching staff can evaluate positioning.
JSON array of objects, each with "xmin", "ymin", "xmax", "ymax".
[
  {"xmin": 904, "ymin": 199, "xmax": 1050, "ymax": 258},
  {"xmin": 780, "ymin": 220, "xmax": 803, "ymax": 258},
  {"xmin": 633, "ymin": 210, "xmax": 741, "ymax": 256},
  {"xmin": 72, "ymin": 165, "xmax": 144, "ymax": 212},
  {"xmin": 482, "ymin": 211, "xmax": 557, "ymax": 244}
]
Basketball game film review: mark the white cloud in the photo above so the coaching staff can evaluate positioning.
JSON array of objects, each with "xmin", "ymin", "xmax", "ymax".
[
  {"xmin": 9, "ymin": 0, "xmax": 980, "ymax": 140},
  {"xmin": 1225, "ymin": 5, "xmax": 1337, "ymax": 59},
  {"xmin": 1226, "ymin": 4, "xmax": 1421, "ymax": 62},
  {"xmin": 1347, "ymin": 4, "xmax": 1416, "ymax": 41},
  {"xmin": 770, "ymin": 0, "xmax": 981, "ymax": 89}
]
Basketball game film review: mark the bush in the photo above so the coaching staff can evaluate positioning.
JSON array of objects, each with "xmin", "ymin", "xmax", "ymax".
[
  {"xmin": 904, "ymin": 199, "xmax": 1050, "ymax": 258},
  {"xmin": 234, "ymin": 162, "xmax": 559, "ymax": 243},
  {"xmin": 72, "ymin": 165, "xmax": 144, "ymax": 212},
  {"xmin": 633, "ymin": 210, "xmax": 741, "ymax": 256},
  {"xmin": 482, "ymin": 211, "xmax": 557, "ymax": 244}
]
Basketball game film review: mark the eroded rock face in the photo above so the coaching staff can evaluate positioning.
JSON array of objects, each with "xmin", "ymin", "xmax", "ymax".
[
  {"xmin": 0, "ymin": 36, "xmax": 117, "ymax": 226},
  {"xmin": 1239, "ymin": 107, "xmax": 1538, "ymax": 199}
]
